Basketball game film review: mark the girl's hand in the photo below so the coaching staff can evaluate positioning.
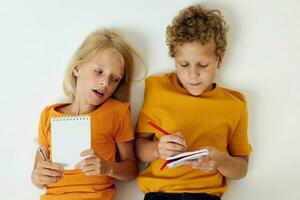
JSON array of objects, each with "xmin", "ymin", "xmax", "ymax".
[
  {"xmin": 156, "ymin": 132, "xmax": 187, "ymax": 160},
  {"xmin": 184, "ymin": 147, "xmax": 227, "ymax": 172},
  {"xmin": 75, "ymin": 149, "xmax": 110, "ymax": 176},
  {"xmin": 32, "ymin": 160, "xmax": 64, "ymax": 187}
]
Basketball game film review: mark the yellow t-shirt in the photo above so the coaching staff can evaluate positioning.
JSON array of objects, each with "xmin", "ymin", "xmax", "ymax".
[
  {"xmin": 136, "ymin": 73, "xmax": 252, "ymax": 196},
  {"xmin": 38, "ymin": 98, "xmax": 134, "ymax": 200}
]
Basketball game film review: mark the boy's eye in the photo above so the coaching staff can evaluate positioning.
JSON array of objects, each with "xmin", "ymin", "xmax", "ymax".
[{"xmin": 199, "ymin": 64, "xmax": 209, "ymax": 68}]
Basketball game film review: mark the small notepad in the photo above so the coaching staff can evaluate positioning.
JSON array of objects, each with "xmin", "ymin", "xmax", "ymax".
[
  {"xmin": 51, "ymin": 116, "xmax": 91, "ymax": 169},
  {"xmin": 166, "ymin": 149, "xmax": 209, "ymax": 169}
]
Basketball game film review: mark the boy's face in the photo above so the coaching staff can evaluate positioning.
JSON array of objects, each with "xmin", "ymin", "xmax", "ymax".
[
  {"xmin": 174, "ymin": 41, "xmax": 222, "ymax": 96},
  {"xmin": 73, "ymin": 48, "xmax": 124, "ymax": 107}
]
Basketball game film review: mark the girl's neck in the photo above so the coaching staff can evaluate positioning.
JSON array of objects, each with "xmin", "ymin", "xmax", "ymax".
[{"xmin": 67, "ymin": 98, "xmax": 97, "ymax": 115}]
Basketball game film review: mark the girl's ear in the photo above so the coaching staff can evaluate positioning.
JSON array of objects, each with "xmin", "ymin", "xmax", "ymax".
[
  {"xmin": 217, "ymin": 53, "xmax": 224, "ymax": 69},
  {"xmin": 73, "ymin": 65, "xmax": 80, "ymax": 77}
]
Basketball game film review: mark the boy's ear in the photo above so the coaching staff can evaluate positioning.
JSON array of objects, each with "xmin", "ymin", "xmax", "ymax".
[
  {"xmin": 217, "ymin": 53, "xmax": 224, "ymax": 69},
  {"xmin": 73, "ymin": 65, "xmax": 80, "ymax": 77}
]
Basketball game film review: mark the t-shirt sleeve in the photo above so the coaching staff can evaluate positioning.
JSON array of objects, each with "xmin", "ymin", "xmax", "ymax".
[
  {"xmin": 115, "ymin": 105, "xmax": 134, "ymax": 143},
  {"xmin": 135, "ymin": 77, "xmax": 159, "ymax": 134},
  {"xmin": 38, "ymin": 107, "xmax": 50, "ymax": 147},
  {"xmin": 228, "ymin": 102, "xmax": 252, "ymax": 156}
]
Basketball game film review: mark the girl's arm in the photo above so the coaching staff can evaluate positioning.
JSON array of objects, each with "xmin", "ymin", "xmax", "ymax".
[
  {"xmin": 76, "ymin": 141, "xmax": 138, "ymax": 181},
  {"xmin": 31, "ymin": 146, "xmax": 64, "ymax": 188},
  {"xmin": 106, "ymin": 140, "xmax": 138, "ymax": 180}
]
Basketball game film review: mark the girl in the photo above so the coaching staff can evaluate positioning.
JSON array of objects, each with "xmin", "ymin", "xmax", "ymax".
[{"xmin": 31, "ymin": 29, "xmax": 139, "ymax": 200}]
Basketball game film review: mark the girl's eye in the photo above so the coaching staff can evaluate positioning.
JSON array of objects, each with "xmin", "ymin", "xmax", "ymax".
[
  {"xmin": 94, "ymin": 69, "xmax": 103, "ymax": 74},
  {"xmin": 112, "ymin": 77, "xmax": 120, "ymax": 83},
  {"xmin": 180, "ymin": 63, "xmax": 189, "ymax": 67}
]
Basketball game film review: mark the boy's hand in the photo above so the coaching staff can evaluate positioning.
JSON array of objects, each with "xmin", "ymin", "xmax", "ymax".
[
  {"xmin": 184, "ymin": 146, "xmax": 227, "ymax": 172},
  {"xmin": 75, "ymin": 149, "xmax": 110, "ymax": 176},
  {"xmin": 156, "ymin": 132, "xmax": 187, "ymax": 160},
  {"xmin": 32, "ymin": 161, "xmax": 64, "ymax": 187}
]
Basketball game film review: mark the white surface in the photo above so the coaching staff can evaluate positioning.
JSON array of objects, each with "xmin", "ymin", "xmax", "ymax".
[
  {"xmin": 51, "ymin": 116, "xmax": 90, "ymax": 169},
  {"xmin": 0, "ymin": 0, "xmax": 299, "ymax": 199}
]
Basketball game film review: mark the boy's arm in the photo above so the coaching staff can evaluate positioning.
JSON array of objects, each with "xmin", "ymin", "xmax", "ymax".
[
  {"xmin": 184, "ymin": 147, "xmax": 249, "ymax": 180},
  {"xmin": 135, "ymin": 132, "xmax": 187, "ymax": 162},
  {"xmin": 135, "ymin": 133, "xmax": 159, "ymax": 162},
  {"xmin": 217, "ymin": 154, "xmax": 249, "ymax": 180}
]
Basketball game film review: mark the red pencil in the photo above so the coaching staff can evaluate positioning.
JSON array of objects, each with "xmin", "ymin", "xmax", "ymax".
[
  {"xmin": 147, "ymin": 121, "xmax": 170, "ymax": 135},
  {"xmin": 147, "ymin": 121, "xmax": 170, "ymax": 170}
]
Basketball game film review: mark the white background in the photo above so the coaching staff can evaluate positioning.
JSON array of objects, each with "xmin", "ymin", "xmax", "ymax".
[{"xmin": 0, "ymin": 0, "xmax": 299, "ymax": 199}]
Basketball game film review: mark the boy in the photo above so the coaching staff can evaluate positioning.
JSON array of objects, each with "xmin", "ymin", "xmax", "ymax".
[{"xmin": 135, "ymin": 4, "xmax": 251, "ymax": 200}]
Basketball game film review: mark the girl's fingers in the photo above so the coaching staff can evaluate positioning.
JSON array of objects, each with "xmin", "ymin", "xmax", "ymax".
[
  {"xmin": 75, "ymin": 156, "xmax": 98, "ymax": 169},
  {"xmin": 40, "ymin": 168, "xmax": 63, "ymax": 177},
  {"xmin": 80, "ymin": 149, "xmax": 95, "ymax": 157},
  {"xmin": 85, "ymin": 171, "xmax": 97, "ymax": 176},
  {"xmin": 39, "ymin": 161, "xmax": 64, "ymax": 171},
  {"xmin": 81, "ymin": 164, "xmax": 96, "ymax": 173},
  {"xmin": 39, "ymin": 175, "xmax": 62, "ymax": 184}
]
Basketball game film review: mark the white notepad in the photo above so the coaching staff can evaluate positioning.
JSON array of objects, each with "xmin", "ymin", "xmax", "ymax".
[
  {"xmin": 51, "ymin": 116, "xmax": 91, "ymax": 169},
  {"xmin": 166, "ymin": 149, "xmax": 209, "ymax": 168}
]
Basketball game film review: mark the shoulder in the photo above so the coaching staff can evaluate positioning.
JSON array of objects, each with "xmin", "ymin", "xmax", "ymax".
[
  {"xmin": 144, "ymin": 73, "xmax": 175, "ymax": 95},
  {"xmin": 40, "ymin": 103, "xmax": 61, "ymax": 117},
  {"xmin": 38, "ymin": 103, "xmax": 63, "ymax": 127},
  {"xmin": 145, "ymin": 72, "xmax": 173, "ymax": 86},
  {"xmin": 219, "ymin": 87, "xmax": 247, "ymax": 109},
  {"xmin": 102, "ymin": 98, "xmax": 130, "ymax": 116}
]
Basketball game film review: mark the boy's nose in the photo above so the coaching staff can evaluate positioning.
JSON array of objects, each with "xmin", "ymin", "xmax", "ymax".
[{"xmin": 188, "ymin": 67, "xmax": 200, "ymax": 78}]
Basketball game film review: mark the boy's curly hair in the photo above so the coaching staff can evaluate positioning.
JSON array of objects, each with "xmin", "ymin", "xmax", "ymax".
[{"xmin": 166, "ymin": 5, "xmax": 228, "ymax": 57}]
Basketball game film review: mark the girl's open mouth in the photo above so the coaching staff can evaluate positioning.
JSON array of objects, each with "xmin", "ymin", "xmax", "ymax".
[{"xmin": 92, "ymin": 89, "xmax": 104, "ymax": 98}]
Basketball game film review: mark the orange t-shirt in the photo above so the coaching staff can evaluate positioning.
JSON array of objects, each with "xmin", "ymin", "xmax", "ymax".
[
  {"xmin": 38, "ymin": 98, "xmax": 134, "ymax": 200},
  {"xmin": 136, "ymin": 73, "xmax": 252, "ymax": 196}
]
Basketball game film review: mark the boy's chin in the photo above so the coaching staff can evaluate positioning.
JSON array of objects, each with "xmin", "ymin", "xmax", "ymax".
[{"xmin": 187, "ymin": 90, "xmax": 204, "ymax": 96}]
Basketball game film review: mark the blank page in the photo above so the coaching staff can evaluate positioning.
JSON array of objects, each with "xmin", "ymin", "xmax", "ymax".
[{"xmin": 51, "ymin": 116, "xmax": 91, "ymax": 169}]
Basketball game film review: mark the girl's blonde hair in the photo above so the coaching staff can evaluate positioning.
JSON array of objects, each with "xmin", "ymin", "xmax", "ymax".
[{"xmin": 63, "ymin": 29, "xmax": 136, "ymax": 102}]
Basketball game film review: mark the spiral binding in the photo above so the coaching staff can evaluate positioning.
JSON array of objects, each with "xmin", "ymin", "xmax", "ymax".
[{"xmin": 51, "ymin": 115, "xmax": 90, "ymax": 122}]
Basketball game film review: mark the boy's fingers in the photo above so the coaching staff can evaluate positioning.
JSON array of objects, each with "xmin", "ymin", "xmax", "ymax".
[
  {"xmin": 160, "ymin": 149, "xmax": 182, "ymax": 158},
  {"xmin": 173, "ymin": 132, "xmax": 184, "ymax": 138},
  {"xmin": 162, "ymin": 135, "xmax": 186, "ymax": 146},
  {"xmin": 198, "ymin": 156, "xmax": 210, "ymax": 163},
  {"xmin": 163, "ymin": 143, "xmax": 186, "ymax": 152}
]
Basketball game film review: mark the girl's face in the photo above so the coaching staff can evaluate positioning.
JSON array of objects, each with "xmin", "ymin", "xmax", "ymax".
[
  {"xmin": 174, "ymin": 41, "xmax": 222, "ymax": 96},
  {"xmin": 73, "ymin": 48, "xmax": 124, "ymax": 107}
]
